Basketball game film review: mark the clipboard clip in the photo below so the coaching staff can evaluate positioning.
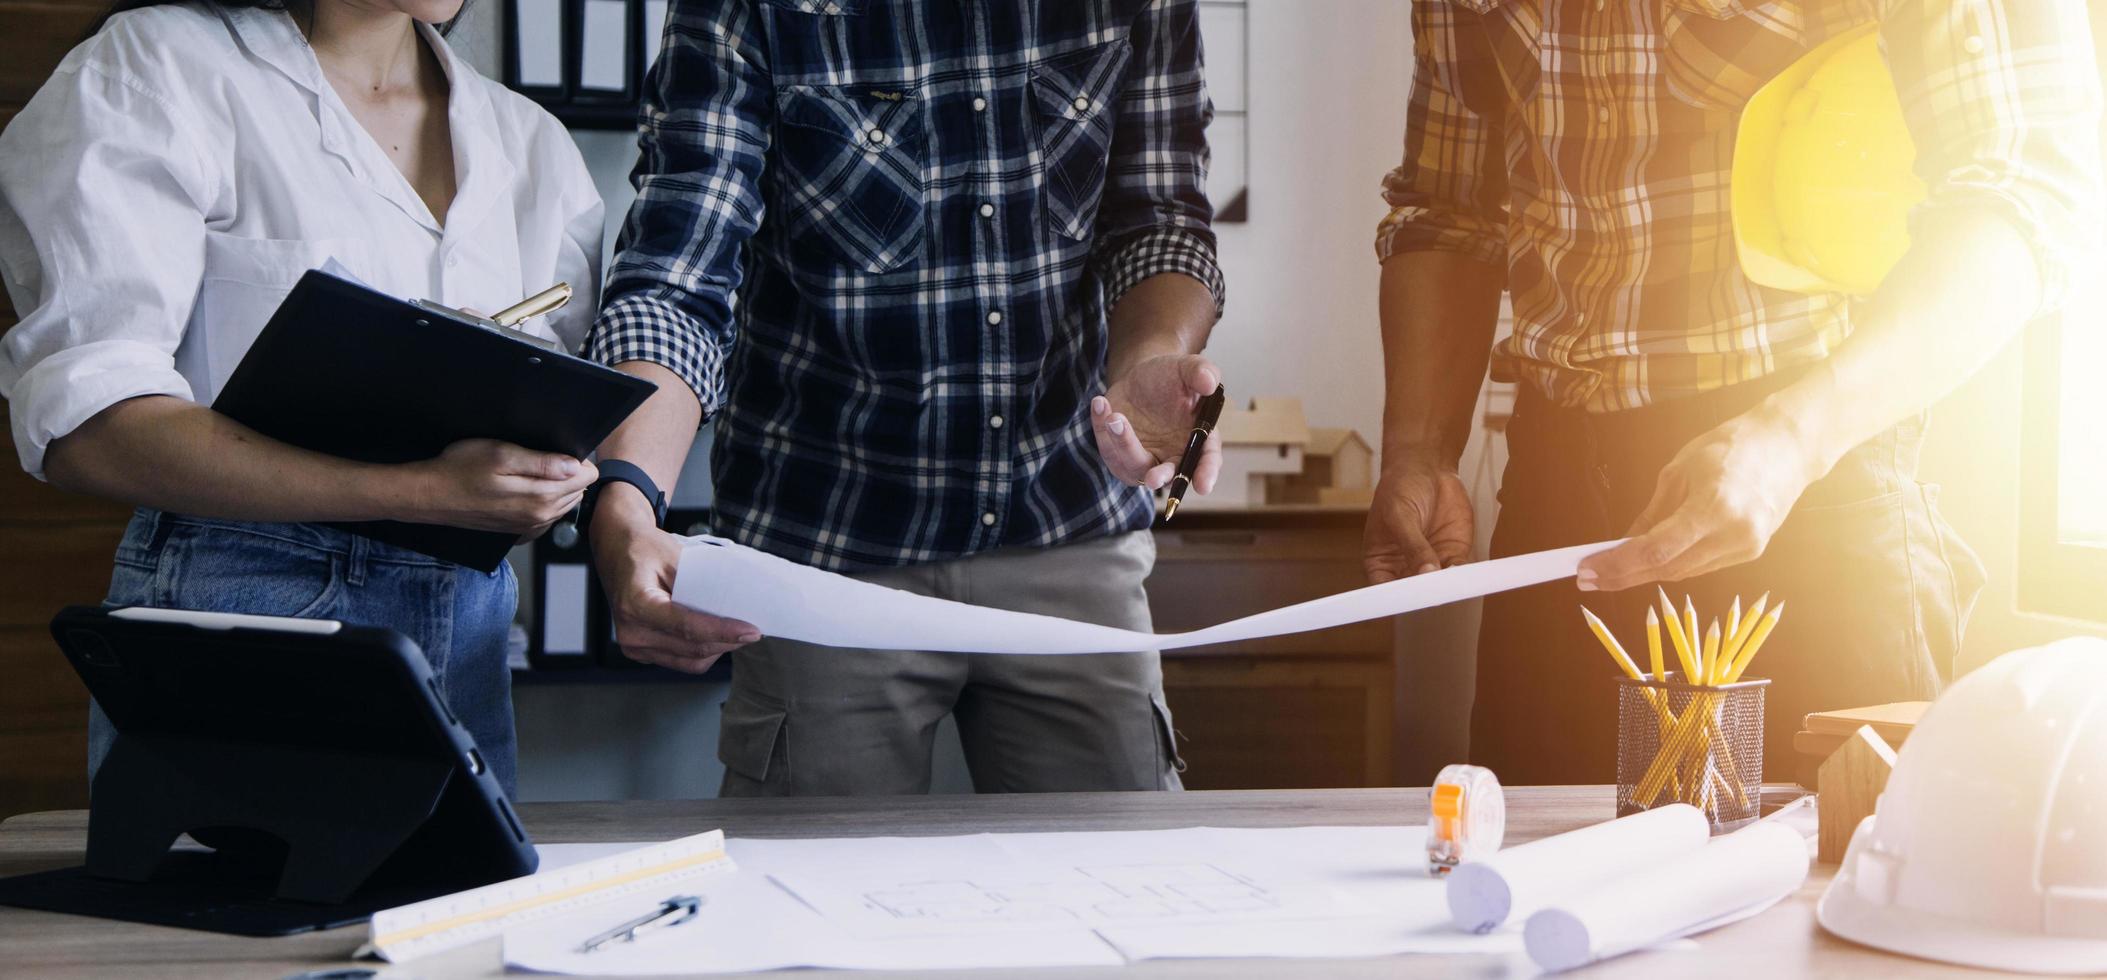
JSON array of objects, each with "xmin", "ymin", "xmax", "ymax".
[{"xmin": 409, "ymin": 283, "xmax": 570, "ymax": 354}]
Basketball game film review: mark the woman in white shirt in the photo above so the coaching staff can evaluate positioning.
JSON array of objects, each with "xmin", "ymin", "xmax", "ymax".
[{"xmin": 0, "ymin": 0, "xmax": 609, "ymax": 797}]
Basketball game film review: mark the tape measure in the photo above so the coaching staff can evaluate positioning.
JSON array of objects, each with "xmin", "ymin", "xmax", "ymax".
[
  {"xmin": 359, "ymin": 829, "xmax": 736, "ymax": 963},
  {"xmin": 1427, "ymin": 764, "xmax": 1505, "ymax": 876}
]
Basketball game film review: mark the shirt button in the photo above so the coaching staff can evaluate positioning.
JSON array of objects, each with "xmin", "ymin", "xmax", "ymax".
[
  {"xmin": 989, "ymin": 415, "xmax": 1005, "ymax": 429},
  {"xmin": 1595, "ymin": 106, "xmax": 1610, "ymax": 123},
  {"xmin": 1963, "ymin": 35, "xmax": 1985, "ymax": 55},
  {"xmin": 978, "ymin": 203, "xmax": 996, "ymax": 218},
  {"xmin": 1072, "ymin": 95, "xmax": 1091, "ymax": 111},
  {"xmin": 986, "ymin": 310, "xmax": 1003, "ymax": 325},
  {"xmin": 867, "ymin": 128, "xmax": 888, "ymax": 146},
  {"xmin": 981, "ymin": 512, "xmax": 998, "ymax": 527},
  {"xmin": 972, "ymin": 96, "xmax": 988, "ymax": 112},
  {"xmin": 445, "ymin": 254, "xmax": 460, "ymax": 269}
]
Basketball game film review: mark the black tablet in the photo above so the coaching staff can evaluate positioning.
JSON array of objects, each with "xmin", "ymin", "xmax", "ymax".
[{"xmin": 0, "ymin": 606, "xmax": 539, "ymax": 936}]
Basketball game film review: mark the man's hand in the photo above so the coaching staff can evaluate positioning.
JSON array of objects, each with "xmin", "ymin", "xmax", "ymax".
[
  {"xmin": 1091, "ymin": 353, "xmax": 1223, "ymax": 491},
  {"xmin": 591, "ymin": 496, "xmax": 762, "ymax": 673},
  {"xmin": 1578, "ymin": 406, "xmax": 1824, "ymax": 592},
  {"xmin": 1364, "ymin": 448, "xmax": 1475, "ymax": 583}
]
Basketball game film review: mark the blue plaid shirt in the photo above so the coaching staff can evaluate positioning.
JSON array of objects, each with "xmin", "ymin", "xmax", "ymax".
[{"xmin": 588, "ymin": 0, "xmax": 1223, "ymax": 572}]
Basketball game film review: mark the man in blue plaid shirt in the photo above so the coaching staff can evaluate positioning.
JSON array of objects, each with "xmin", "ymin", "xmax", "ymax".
[{"xmin": 582, "ymin": 0, "xmax": 1226, "ymax": 795}]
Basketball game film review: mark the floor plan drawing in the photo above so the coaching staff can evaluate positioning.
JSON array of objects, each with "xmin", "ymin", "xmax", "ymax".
[{"xmin": 857, "ymin": 864, "xmax": 1282, "ymax": 925}]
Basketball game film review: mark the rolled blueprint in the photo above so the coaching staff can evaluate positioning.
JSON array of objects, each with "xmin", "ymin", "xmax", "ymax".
[
  {"xmin": 1522, "ymin": 820, "xmax": 1810, "ymax": 972},
  {"xmin": 1445, "ymin": 804, "xmax": 1708, "ymax": 933}
]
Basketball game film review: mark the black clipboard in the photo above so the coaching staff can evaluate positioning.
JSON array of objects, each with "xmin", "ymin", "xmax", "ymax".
[
  {"xmin": 0, "ymin": 606, "xmax": 538, "ymax": 936},
  {"xmin": 211, "ymin": 270, "xmax": 656, "ymax": 571}
]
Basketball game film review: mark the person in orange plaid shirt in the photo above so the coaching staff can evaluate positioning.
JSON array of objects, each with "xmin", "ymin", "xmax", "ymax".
[{"xmin": 1366, "ymin": 0, "xmax": 2103, "ymax": 784}]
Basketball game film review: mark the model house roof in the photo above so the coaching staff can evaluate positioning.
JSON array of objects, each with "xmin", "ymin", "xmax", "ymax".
[
  {"xmin": 1305, "ymin": 427, "xmax": 1372, "ymax": 457},
  {"xmin": 1217, "ymin": 397, "xmax": 1310, "ymax": 447}
]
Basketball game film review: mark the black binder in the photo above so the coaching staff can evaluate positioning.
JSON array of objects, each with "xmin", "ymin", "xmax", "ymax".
[
  {"xmin": 0, "ymin": 606, "xmax": 539, "ymax": 936},
  {"xmin": 211, "ymin": 270, "xmax": 656, "ymax": 571}
]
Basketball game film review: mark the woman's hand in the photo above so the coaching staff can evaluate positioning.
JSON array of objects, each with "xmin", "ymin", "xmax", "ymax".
[{"xmin": 402, "ymin": 438, "xmax": 598, "ymax": 535}]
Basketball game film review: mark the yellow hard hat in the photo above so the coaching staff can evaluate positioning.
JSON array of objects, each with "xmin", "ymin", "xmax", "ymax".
[{"xmin": 1732, "ymin": 25, "xmax": 1925, "ymax": 296}]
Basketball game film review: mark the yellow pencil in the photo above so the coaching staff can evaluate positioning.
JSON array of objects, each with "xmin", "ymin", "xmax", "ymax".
[
  {"xmin": 1726, "ymin": 596, "xmax": 1742, "ymax": 652},
  {"xmin": 1589, "ymin": 606, "xmax": 1687, "ymax": 799},
  {"xmin": 1683, "ymin": 596, "xmax": 1700, "ymax": 673},
  {"xmin": 1657, "ymin": 587, "xmax": 1699, "ymax": 681},
  {"xmin": 1722, "ymin": 592, "xmax": 1770, "ymax": 666},
  {"xmin": 1726, "ymin": 602, "xmax": 1785, "ymax": 682},
  {"xmin": 1581, "ymin": 606, "xmax": 1643, "ymax": 680},
  {"xmin": 1702, "ymin": 618, "xmax": 1722, "ymax": 685},
  {"xmin": 1645, "ymin": 607, "xmax": 1665, "ymax": 682}
]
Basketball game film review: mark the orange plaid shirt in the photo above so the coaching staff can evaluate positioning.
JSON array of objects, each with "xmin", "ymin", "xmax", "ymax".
[{"xmin": 1377, "ymin": 0, "xmax": 2102, "ymax": 412}]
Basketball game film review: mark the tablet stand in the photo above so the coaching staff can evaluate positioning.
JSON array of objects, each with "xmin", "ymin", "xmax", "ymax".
[
  {"xmin": 0, "ymin": 731, "xmax": 462, "ymax": 936},
  {"xmin": 87, "ymin": 732, "xmax": 454, "ymax": 904}
]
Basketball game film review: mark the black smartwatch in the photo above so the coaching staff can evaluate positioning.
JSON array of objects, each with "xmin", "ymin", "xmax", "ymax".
[{"xmin": 571, "ymin": 459, "xmax": 669, "ymax": 544}]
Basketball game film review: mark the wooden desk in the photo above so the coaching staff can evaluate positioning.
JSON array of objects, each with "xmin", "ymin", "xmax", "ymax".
[{"xmin": 0, "ymin": 787, "xmax": 2007, "ymax": 979}]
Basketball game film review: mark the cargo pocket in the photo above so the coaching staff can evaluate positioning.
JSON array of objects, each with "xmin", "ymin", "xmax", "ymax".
[
  {"xmin": 1028, "ymin": 39, "xmax": 1132, "ymax": 241},
  {"xmin": 1914, "ymin": 482, "xmax": 1986, "ymax": 682},
  {"xmin": 771, "ymin": 86, "xmax": 926, "ymax": 274},
  {"xmin": 717, "ymin": 688, "xmax": 791, "ymax": 787},
  {"xmin": 1150, "ymin": 692, "xmax": 1187, "ymax": 785}
]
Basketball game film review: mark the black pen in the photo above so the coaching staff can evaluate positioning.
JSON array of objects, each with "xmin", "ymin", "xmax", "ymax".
[{"xmin": 1162, "ymin": 384, "xmax": 1227, "ymax": 522}]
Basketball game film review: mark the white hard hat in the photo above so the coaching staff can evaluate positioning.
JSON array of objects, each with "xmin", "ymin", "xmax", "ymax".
[{"xmin": 1818, "ymin": 637, "xmax": 2107, "ymax": 973}]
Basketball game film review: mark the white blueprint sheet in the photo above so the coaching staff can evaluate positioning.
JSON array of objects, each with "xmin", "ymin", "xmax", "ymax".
[
  {"xmin": 505, "ymin": 827, "xmax": 1529, "ymax": 974},
  {"xmin": 672, "ymin": 535, "xmax": 1618, "ymax": 655}
]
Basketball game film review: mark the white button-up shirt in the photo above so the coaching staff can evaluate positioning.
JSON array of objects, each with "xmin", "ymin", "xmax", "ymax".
[{"xmin": 0, "ymin": 5, "xmax": 603, "ymax": 479}]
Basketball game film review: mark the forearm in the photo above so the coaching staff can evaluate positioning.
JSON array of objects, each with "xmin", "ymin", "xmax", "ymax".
[
  {"xmin": 43, "ymin": 396, "xmax": 406, "ymax": 522},
  {"xmin": 1377, "ymin": 251, "xmax": 1505, "ymax": 465},
  {"xmin": 1105, "ymin": 273, "xmax": 1217, "ymax": 382},
  {"xmin": 586, "ymin": 361, "xmax": 701, "ymax": 532},
  {"xmin": 1762, "ymin": 208, "xmax": 2044, "ymax": 476}
]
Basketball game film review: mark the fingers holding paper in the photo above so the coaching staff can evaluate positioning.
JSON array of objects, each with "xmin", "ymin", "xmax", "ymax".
[
  {"xmin": 1578, "ymin": 410, "xmax": 1820, "ymax": 592},
  {"xmin": 1364, "ymin": 449, "xmax": 1475, "ymax": 584},
  {"xmin": 597, "ymin": 522, "xmax": 761, "ymax": 672}
]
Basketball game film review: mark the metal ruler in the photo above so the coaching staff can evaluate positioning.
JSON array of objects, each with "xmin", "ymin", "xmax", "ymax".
[{"xmin": 361, "ymin": 830, "xmax": 735, "ymax": 963}]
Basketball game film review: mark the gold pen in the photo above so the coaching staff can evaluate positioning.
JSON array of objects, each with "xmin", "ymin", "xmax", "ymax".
[{"xmin": 492, "ymin": 282, "xmax": 573, "ymax": 327}]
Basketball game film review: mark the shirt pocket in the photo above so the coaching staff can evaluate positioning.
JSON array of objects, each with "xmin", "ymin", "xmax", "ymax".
[
  {"xmin": 771, "ymin": 86, "xmax": 927, "ymax": 275},
  {"xmin": 1657, "ymin": 0, "xmax": 1831, "ymax": 111},
  {"xmin": 1028, "ymin": 39, "xmax": 1133, "ymax": 242},
  {"xmin": 195, "ymin": 234, "xmax": 365, "ymax": 395}
]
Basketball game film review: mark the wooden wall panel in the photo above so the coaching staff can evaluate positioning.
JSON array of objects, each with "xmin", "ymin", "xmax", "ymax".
[
  {"xmin": 0, "ymin": 3, "xmax": 98, "ymax": 99},
  {"xmin": 0, "ymin": 2, "xmax": 114, "ymax": 819},
  {"xmin": 0, "ymin": 410, "xmax": 119, "ymax": 818},
  {"xmin": 0, "ymin": 629, "xmax": 88, "ymax": 816}
]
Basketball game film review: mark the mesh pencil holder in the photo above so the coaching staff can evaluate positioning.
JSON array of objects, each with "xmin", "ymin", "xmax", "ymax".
[{"xmin": 1615, "ymin": 673, "xmax": 1769, "ymax": 834}]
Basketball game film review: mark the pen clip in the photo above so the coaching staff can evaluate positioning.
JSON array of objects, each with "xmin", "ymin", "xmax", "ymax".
[{"xmin": 578, "ymin": 895, "xmax": 703, "ymax": 954}]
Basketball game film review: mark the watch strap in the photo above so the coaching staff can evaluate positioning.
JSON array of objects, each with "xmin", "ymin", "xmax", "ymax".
[{"xmin": 582, "ymin": 459, "xmax": 668, "ymax": 533}]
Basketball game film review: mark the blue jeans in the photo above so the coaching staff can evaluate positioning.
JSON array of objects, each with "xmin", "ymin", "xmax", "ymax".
[{"xmin": 89, "ymin": 508, "xmax": 521, "ymax": 797}]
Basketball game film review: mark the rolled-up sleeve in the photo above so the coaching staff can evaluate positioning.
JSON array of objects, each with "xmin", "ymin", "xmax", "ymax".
[
  {"xmin": 1092, "ymin": 0, "xmax": 1226, "ymax": 317},
  {"xmin": 0, "ymin": 60, "xmax": 215, "ymax": 480},
  {"xmin": 585, "ymin": 0, "xmax": 772, "ymax": 417},
  {"xmin": 1375, "ymin": 1, "xmax": 1509, "ymax": 267},
  {"xmin": 1881, "ymin": 0, "xmax": 2104, "ymax": 318}
]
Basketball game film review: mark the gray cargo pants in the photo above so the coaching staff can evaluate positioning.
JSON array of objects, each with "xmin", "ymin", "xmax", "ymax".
[{"xmin": 716, "ymin": 531, "xmax": 1185, "ymax": 796}]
